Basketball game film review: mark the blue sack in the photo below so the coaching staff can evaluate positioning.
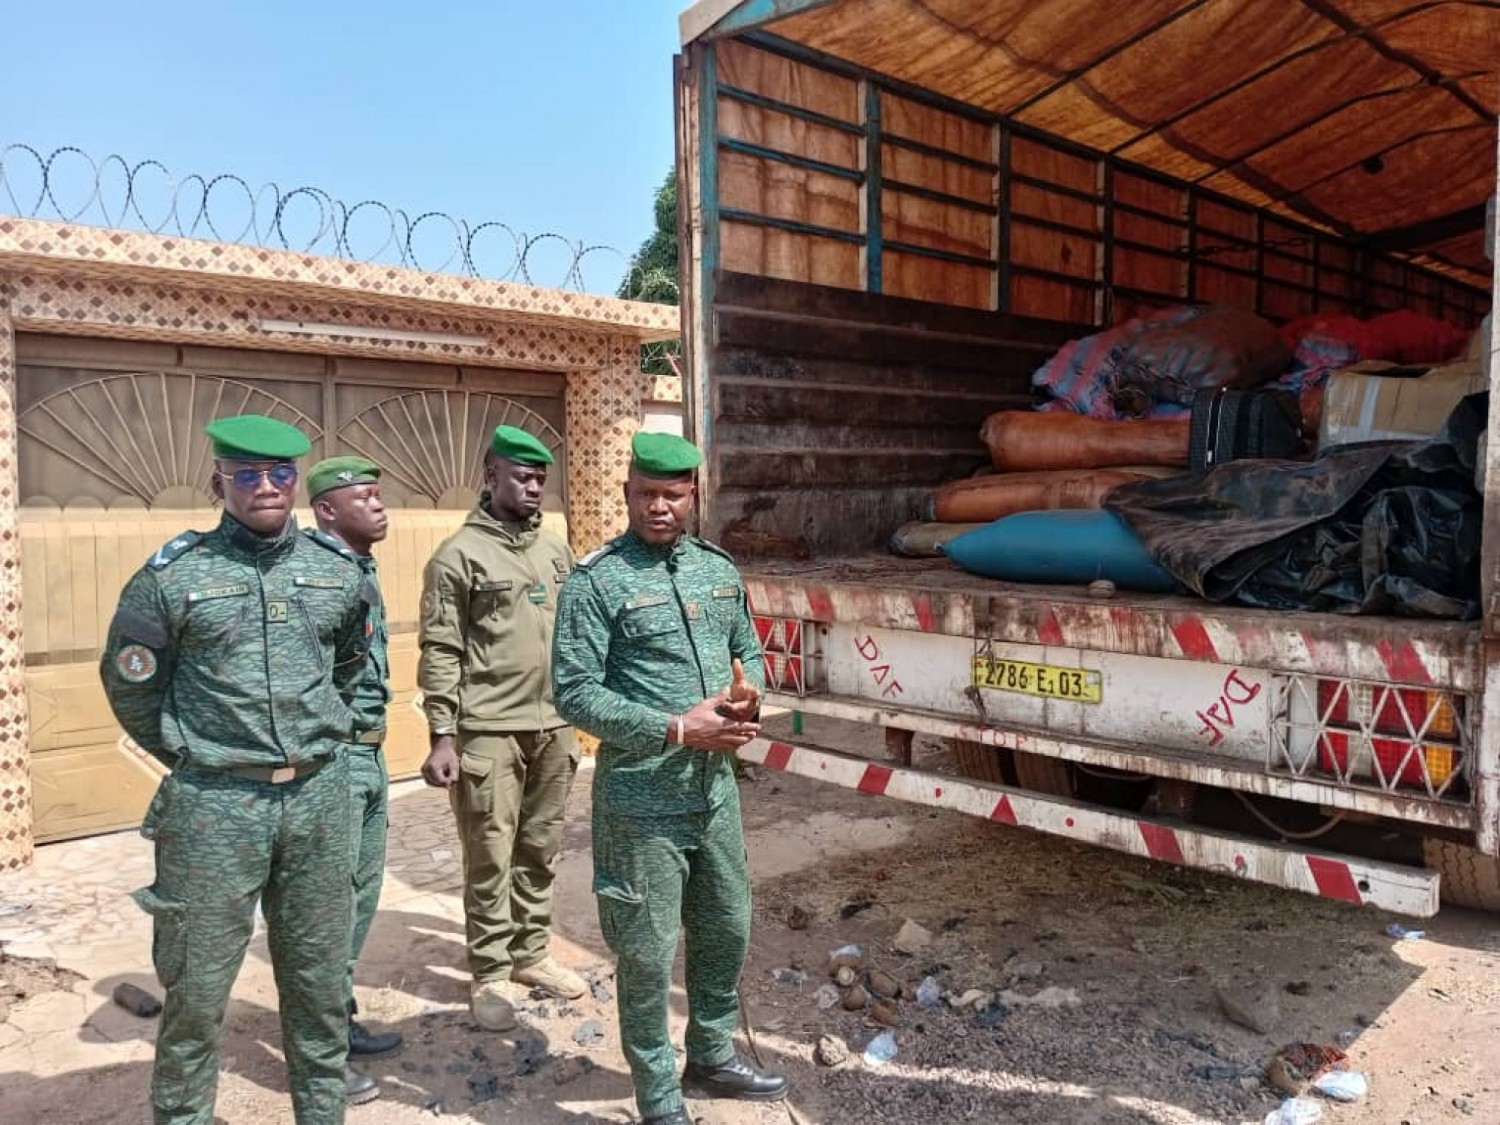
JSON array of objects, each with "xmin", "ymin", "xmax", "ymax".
[{"xmin": 942, "ymin": 510, "xmax": 1177, "ymax": 593}]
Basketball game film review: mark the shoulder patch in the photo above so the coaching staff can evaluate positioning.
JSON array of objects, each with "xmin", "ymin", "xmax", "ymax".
[
  {"xmin": 148, "ymin": 531, "xmax": 205, "ymax": 569},
  {"xmin": 305, "ymin": 528, "xmax": 359, "ymax": 562},
  {"xmin": 575, "ymin": 537, "xmax": 624, "ymax": 569},
  {"xmin": 114, "ymin": 644, "xmax": 159, "ymax": 683}
]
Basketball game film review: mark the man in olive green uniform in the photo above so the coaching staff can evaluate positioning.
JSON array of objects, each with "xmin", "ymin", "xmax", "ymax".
[
  {"xmin": 306, "ymin": 456, "xmax": 403, "ymax": 1082},
  {"xmin": 418, "ymin": 424, "xmax": 585, "ymax": 1033},
  {"xmin": 101, "ymin": 415, "xmax": 371, "ymax": 1125},
  {"xmin": 552, "ymin": 431, "xmax": 789, "ymax": 1125}
]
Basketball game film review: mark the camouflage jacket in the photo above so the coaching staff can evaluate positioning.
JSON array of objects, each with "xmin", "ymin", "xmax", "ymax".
[
  {"xmin": 552, "ymin": 530, "xmax": 766, "ymax": 817},
  {"xmin": 418, "ymin": 502, "xmax": 574, "ymax": 734},
  {"xmin": 305, "ymin": 529, "xmax": 391, "ymax": 738},
  {"xmin": 100, "ymin": 512, "xmax": 371, "ymax": 770}
]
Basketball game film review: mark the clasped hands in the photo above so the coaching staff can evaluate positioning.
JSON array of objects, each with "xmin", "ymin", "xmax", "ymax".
[{"xmin": 676, "ymin": 658, "xmax": 761, "ymax": 752}]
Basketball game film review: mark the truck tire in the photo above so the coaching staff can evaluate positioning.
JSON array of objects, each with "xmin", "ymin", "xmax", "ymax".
[
  {"xmin": 949, "ymin": 738, "xmax": 1008, "ymax": 784},
  {"xmin": 1423, "ymin": 838, "xmax": 1500, "ymax": 912},
  {"xmin": 1013, "ymin": 750, "xmax": 1075, "ymax": 797},
  {"xmin": 949, "ymin": 741, "xmax": 1076, "ymax": 798}
]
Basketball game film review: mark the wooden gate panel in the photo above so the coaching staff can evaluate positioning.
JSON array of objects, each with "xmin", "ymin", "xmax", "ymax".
[{"xmin": 15, "ymin": 336, "xmax": 569, "ymax": 841}]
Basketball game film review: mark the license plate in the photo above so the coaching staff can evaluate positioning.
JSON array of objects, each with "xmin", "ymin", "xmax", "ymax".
[{"xmin": 972, "ymin": 657, "xmax": 1102, "ymax": 704}]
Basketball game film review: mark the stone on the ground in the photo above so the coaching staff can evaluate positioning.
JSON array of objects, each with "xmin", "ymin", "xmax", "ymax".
[
  {"xmin": 112, "ymin": 981, "xmax": 162, "ymax": 1018},
  {"xmin": 951, "ymin": 988, "xmax": 993, "ymax": 1011},
  {"xmin": 869, "ymin": 1000, "xmax": 900, "ymax": 1027},
  {"xmin": 571, "ymin": 1020, "xmax": 606, "ymax": 1048},
  {"xmin": 893, "ymin": 919, "xmax": 934, "ymax": 954},
  {"xmin": 815, "ymin": 1035, "xmax": 850, "ymax": 1067},
  {"xmin": 842, "ymin": 984, "xmax": 869, "ymax": 1011},
  {"xmin": 1215, "ymin": 982, "xmax": 1280, "ymax": 1035},
  {"xmin": 868, "ymin": 970, "xmax": 900, "ymax": 999}
]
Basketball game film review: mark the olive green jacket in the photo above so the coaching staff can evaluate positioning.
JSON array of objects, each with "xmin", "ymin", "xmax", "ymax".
[{"xmin": 417, "ymin": 501, "xmax": 574, "ymax": 734}]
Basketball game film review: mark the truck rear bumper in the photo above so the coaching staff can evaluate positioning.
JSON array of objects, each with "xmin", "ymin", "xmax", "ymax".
[
  {"xmin": 775, "ymin": 690, "xmax": 1474, "ymax": 831},
  {"xmin": 739, "ymin": 736, "xmax": 1441, "ymax": 917}
]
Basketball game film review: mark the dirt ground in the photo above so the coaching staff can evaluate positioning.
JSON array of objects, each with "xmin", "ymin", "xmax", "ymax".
[{"xmin": 4, "ymin": 715, "xmax": 1500, "ymax": 1124}]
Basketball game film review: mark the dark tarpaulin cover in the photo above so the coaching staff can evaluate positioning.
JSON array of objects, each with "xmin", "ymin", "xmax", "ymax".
[{"xmin": 1103, "ymin": 394, "xmax": 1488, "ymax": 620}]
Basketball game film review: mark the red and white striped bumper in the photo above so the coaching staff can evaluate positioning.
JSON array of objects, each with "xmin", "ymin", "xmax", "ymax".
[{"xmin": 739, "ymin": 738, "xmax": 1440, "ymax": 918}]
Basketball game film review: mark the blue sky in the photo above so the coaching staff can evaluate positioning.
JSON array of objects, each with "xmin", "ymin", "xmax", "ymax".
[{"xmin": 1, "ymin": 0, "xmax": 689, "ymax": 292}]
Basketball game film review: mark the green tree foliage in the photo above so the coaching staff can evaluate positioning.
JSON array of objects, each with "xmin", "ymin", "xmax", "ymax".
[
  {"xmin": 619, "ymin": 168, "xmax": 679, "ymax": 305},
  {"xmin": 619, "ymin": 168, "xmax": 680, "ymax": 375}
]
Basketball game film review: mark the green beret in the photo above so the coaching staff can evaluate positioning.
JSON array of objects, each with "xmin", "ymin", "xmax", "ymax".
[
  {"xmin": 490, "ymin": 424, "xmax": 555, "ymax": 465},
  {"xmin": 206, "ymin": 414, "xmax": 311, "ymax": 461},
  {"xmin": 307, "ymin": 455, "xmax": 382, "ymax": 499},
  {"xmin": 631, "ymin": 431, "xmax": 702, "ymax": 477}
]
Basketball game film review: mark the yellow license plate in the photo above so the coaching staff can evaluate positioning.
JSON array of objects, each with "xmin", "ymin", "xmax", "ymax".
[{"xmin": 972, "ymin": 657, "xmax": 1102, "ymax": 704}]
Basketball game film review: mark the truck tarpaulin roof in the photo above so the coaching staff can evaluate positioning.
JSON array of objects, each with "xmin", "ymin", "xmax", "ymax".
[{"xmin": 680, "ymin": 0, "xmax": 1499, "ymax": 287}]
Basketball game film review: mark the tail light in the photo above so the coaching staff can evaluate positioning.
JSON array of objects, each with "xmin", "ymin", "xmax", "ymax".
[
  {"xmin": 1316, "ymin": 680, "xmax": 1462, "ymax": 790},
  {"xmin": 751, "ymin": 614, "xmax": 823, "ymax": 696}
]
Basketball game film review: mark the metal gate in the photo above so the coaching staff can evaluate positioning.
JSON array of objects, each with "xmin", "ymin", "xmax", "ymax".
[{"xmin": 17, "ymin": 333, "xmax": 568, "ymax": 841}]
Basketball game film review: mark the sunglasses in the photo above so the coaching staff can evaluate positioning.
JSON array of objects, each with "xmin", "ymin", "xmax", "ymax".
[{"xmin": 216, "ymin": 464, "xmax": 299, "ymax": 492}]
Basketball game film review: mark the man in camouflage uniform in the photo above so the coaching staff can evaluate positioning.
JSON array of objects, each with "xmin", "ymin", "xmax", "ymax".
[
  {"xmin": 306, "ymin": 455, "xmax": 403, "ymax": 1089},
  {"xmin": 101, "ymin": 415, "xmax": 373, "ymax": 1125},
  {"xmin": 552, "ymin": 431, "xmax": 789, "ymax": 1125},
  {"xmin": 418, "ymin": 424, "xmax": 585, "ymax": 1033}
]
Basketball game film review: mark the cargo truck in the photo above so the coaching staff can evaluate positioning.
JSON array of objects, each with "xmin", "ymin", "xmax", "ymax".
[{"xmin": 673, "ymin": 0, "xmax": 1499, "ymax": 915}]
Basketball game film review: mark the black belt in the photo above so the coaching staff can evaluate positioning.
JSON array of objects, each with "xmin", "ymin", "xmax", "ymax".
[{"xmin": 221, "ymin": 756, "xmax": 333, "ymax": 785}]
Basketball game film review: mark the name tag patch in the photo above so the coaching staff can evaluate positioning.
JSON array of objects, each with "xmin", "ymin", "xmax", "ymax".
[
  {"xmin": 625, "ymin": 593, "xmax": 670, "ymax": 611},
  {"xmin": 293, "ymin": 576, "xmax": 344, "ymax": 589},
  {"xmin": 711, "ymin": 586, "xmax": 740, "ymax": 600},
  {"xmin": 474, "ymin": 579, "xmax": 514, "ymax": 593},
  {"xmin": 187, "ymin": 584, "xmax": 249, "ymax": 603}
]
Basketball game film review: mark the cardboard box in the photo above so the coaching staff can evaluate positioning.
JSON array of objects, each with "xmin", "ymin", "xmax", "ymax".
[{"xmin": 1318, "ymin": 360, "xmax": 1486, "ymax": 450}]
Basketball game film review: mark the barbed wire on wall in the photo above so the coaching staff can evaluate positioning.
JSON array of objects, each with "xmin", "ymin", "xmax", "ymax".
[{"xmin": 0, "ymin": 143, "xmax": 669, "ymax": 299}]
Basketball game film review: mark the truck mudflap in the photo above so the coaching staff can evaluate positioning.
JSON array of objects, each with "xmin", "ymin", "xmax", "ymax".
[{"xmin": 738, "ymin": 737, "xmax": 1440, "ymax": 918}]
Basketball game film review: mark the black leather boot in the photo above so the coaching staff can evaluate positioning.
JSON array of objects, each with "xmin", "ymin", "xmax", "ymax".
[
  {"xmin": 344, "ymin": 1064, "xmax": 381, "ymax": 1105},
  {"xmin": 642, "ymin": 1110, "xmax": 693, "ymax": 1125},
  {"xmin": 349, "ymin": 1019, "xmax": 403, "ymax": 1057},
  {"xmin": 682, "ymin": 1055, "xmax": 789, "ymax": 1101}
]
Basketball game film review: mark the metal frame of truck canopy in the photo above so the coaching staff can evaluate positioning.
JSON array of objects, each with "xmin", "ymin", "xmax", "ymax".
[
  {"xmin": 675, "ymin": 1, "xmax": 1500, "ymax": 906},
  {"xmin": 679, "ymin": 0, "xmax": 1495, "ymax": 289},
  {"xmin": 676, "ymin": 3, "xmax": 1493, "ymax": 545}
]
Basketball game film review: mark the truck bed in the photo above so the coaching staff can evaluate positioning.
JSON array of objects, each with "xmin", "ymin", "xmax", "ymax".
[{"xmin": 742, "ymin": 554, "xmax": 1482, "ymax": 692}]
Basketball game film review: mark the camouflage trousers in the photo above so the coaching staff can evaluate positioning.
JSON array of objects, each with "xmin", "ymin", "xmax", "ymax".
[
  {"xmin": 132, "ymin": 756, "xmax": 354, "ymax": 1125},
  {"xmin": 451, "ymin": 727, "xmax": 580, "ymax": 982},
  {"xmin": 592, "ymin": 788, "xmax": 750, "ymax": 1119},
  {"xmin": 346, "ymin": 746, "xmax": 388, "ymax": 1018}
]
